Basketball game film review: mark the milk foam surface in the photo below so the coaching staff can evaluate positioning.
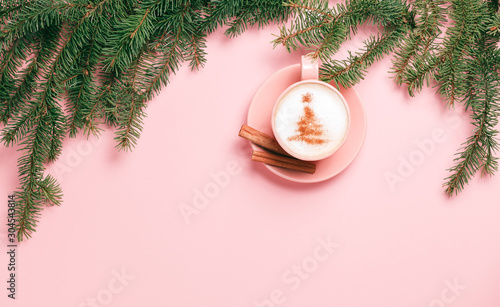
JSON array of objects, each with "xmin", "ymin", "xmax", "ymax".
[{"xmin": 274, "ymin": 83, "xmax": 349, "ymax": 160}]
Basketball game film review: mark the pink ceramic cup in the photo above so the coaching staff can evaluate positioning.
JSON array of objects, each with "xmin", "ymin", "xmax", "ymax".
[{"xmin": 271, "ymin": 56, "xmax": 351, "ymax": 161}]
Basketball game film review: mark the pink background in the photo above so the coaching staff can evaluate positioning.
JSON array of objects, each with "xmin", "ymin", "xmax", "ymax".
[{"xmin": 1, "ymin": 11, "xmax": 500, "ymax": 307}]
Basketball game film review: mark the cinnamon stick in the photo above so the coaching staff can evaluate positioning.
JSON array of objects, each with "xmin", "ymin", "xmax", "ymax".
[
  {"xmin": 251, "ymin": 150, "xmax": 316, "ymax": 174},
  {"xmin": 238, "ymin": 124, "xmax": 290, "ymax": 156}
]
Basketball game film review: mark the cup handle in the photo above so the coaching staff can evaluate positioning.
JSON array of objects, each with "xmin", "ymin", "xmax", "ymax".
[{"xmin": 301, "ymin": 55, "xmax": 319, "ymax": 80}]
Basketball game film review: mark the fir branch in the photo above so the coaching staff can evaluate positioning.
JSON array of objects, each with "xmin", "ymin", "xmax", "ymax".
[
  {"xmin": 489, "ymin": 10, "xmax": 500, "ymax": 35},
  {"xmin": 7, "ymin": 25, "xmax": 66, "ymax": 240},
  {"xmin": 65, "ymin": 30, "xmax": 101, "ymax": 137},
  {"xmin": 83, "ymin": 82, "xmax": 110, "ymax": 137},
  {"xmin": 13, "ymin": 25, "xmax": 64, "ymax": 237},
  {"xmin": 202, "ymin": 0, "xmax": 246, "ymax": 34},
  {"xmin": 434, "ymin": 0, "xmax": 486, "ymax": 105},
  {"xmin": 320, "ymin": 26, "xmax": 407, "ymax": 87},
  {"xmin": 204, "ymin": 0, "xmax": 290, "ymax": 37},
  {"xmin": 15, "ymin": 118, "xmax": 51, "ymax": 241},
  {"xmin": 403, "ymin": 54, "xmax": 441, "ymax": 96},
  {"xmin": 1, "ymin": 0, "xmax": 298, "ymax": 241},
  {"xmin": 444, "ymin": 41, "xmax": 500, "ymax": 195},
  {"xmin": 15, "ymin": 108, "xmax": 64, "ymax": 240},
  {"xmin": 0, "ymin": 0, "xmax": 89, "ymax": 47},
  {"xmin": 111, "ymin": 43, "xmax": 149, "ymax": 151},
  {"xmin": 309, "ymin": 20, "xmax": 348, "ymax": 61},
  {"xmin": 83, "ymin": 71, "xmax": 121, "ymax": 137},
  {"xmin": 0, "ymin": 2, "xmax": 28, "ymax": 20},
  {"xmin": 285, "ymin": 1, "xmax": 334, "ymax": 18},
  {"xmin": 38, "ymin": 174, "xmax": 63, "ymax": 207},
  {"xmin": 273, "ymin": 1, "xmax": 338, "ymax": 53},
  {"xmin": 0, "ymin": 54, "xmax": 39, "ymax": 125},
  {"xmin": 404, "ymin": 0, "xmax": 486, "ymax": 100},
  {"xmin": 0, "ymin": 39, "xmax": 22, "ymax": 81},
  {"xmin": 444, "ymin": 94, "xmax": 498, "ymax": 195},
  {"xmin": 142, "ymin": 22, "xmax": 185, "ymax": 100},
  {"xmin": 391, "ymin": 0, "xmax": 445, "ymax": 84},
  {"xmin": 223, "ymin": 6, "xmax": 253, "ymax": 38},
  {"xmin": 102, "ymin": 75, "xmax": 125, "ymax": 126},
  {"xmin": 1, "ymin": 28, "xmax": 59, "ymax": 145},
  {"xmin": 0, "ymin": 37, "xmax": 37, "ymax": 124},
  {"xmin": 392, "ymin": 33, "xmax": 425, "ymax": 84},
  {"xmin": 186, "ymin": 34, "xmax": 207, "ymax": 70},
  {"xmin": 3, "ymin": 0, "xmax": 500, "ymax": 241},
  {"xmin": 274, "ymin": 18, "xmax": 333, "ymax": 52},
  {"xmin": 278, "ymin": 0, "xmax": 499, "ymax": 195},
  {"xmin": 1, "ymin": 98, "xmax": 38, "ymax": 146},
  {"xmin": 103, "ymin": 0, "xmax": 162, "ymax": 73},
  {"xmin": 32, "ymin": 32, "xmax": 68, "ymax": 163},
  {"xmin": 276, "ymin": 0, "xmax": 410, "ymax": 79},
  {"xmin": 66, "ymin": 68, "xmax": 92, "ymax": 137},
  {"xmin": 114, "ymin": 98, "xmax": 146, "ymax": 151},
  {"xmin": 63, "ymin": 0, "xmax": 117, "ymax": 137}
]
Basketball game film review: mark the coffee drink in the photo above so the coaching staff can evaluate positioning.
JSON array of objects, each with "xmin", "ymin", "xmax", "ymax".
[{"xmin": 272, "ymin": 81, "xmax": 350, "ymax": 161}]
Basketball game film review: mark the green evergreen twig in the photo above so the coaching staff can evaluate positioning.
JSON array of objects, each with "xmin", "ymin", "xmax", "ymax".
[{"xmin": 2, "ymin": 0, "xmax": 500, "ymax": 241}]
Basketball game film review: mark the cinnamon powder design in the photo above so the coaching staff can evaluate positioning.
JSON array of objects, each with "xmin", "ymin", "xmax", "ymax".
[{"xmin": 288, "ymin": 92, "xmax": 328, "ymax": 145}]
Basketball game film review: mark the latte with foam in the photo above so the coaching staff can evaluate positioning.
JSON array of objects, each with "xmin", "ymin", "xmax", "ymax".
[{"xmin": 272, "ymin": 81, "xmax": 349, "ymax": 161}]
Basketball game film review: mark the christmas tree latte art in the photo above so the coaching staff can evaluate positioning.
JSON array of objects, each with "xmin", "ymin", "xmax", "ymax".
[
  {"xmin": 273, "ymin": 82, "xmax": 350, "ymax": 161},
  {"xmin": 288, "ymin": 92, "xmax": 328, "ymax": 145}
]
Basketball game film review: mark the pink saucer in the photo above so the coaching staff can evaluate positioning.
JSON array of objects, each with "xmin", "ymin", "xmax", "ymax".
[{"xmin": 247, "ymin": 64, "xmax": 367, "ymax": 183}]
